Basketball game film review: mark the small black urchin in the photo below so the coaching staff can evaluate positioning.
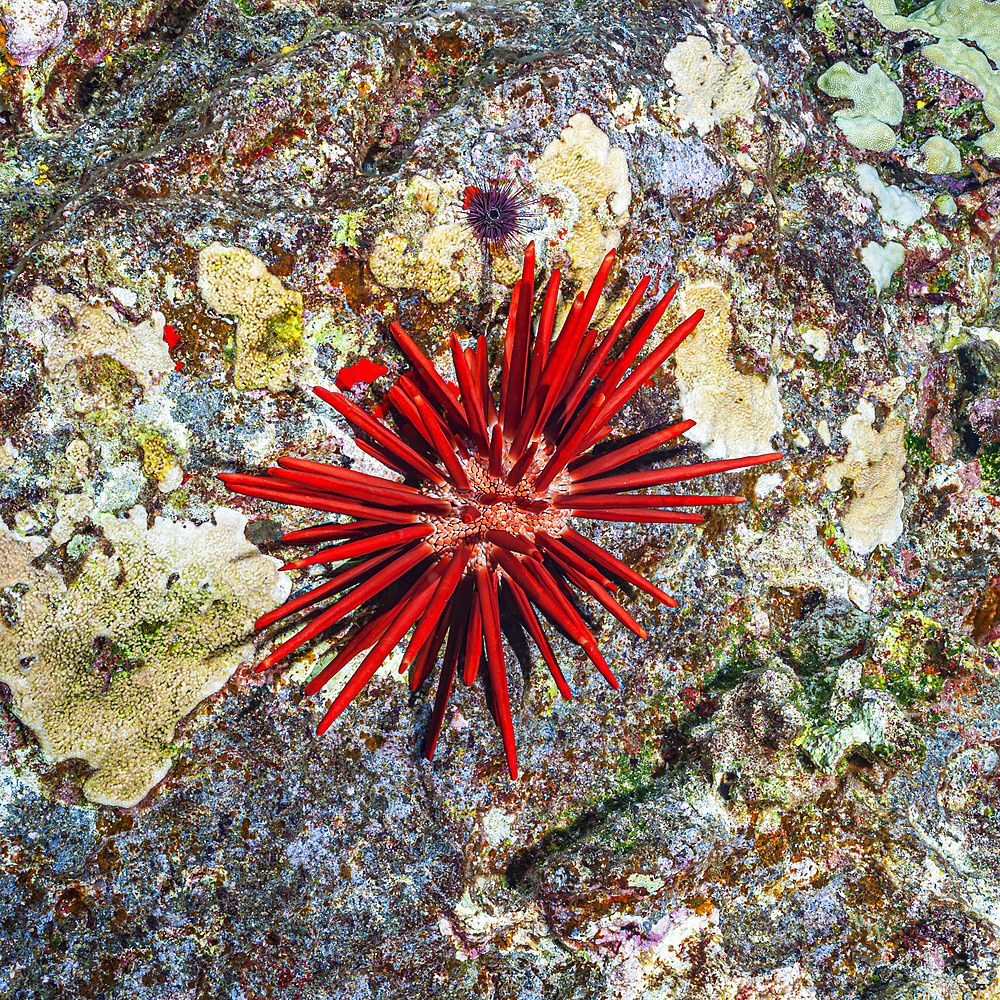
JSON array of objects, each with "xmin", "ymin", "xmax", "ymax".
[{"xmin": 462, "ymin": 176, "xmax": 529, "ymax": 256}]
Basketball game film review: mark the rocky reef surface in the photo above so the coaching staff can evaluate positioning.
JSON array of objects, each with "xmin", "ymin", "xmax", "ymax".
[{"xmin": 1, "ymin": 0, "xmax": 998, "ymax": 997}]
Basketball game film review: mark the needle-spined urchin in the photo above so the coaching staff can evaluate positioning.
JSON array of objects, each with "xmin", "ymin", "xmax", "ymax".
[
  {"xmin": 220, "ymin": 243, "xmax": 781, "ymax": 778},
  {"xmin": 461, "ymin": 175, "xmax": 531, "ymax": 256}
]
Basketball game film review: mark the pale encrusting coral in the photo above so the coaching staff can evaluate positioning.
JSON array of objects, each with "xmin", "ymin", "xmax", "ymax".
[
  {"xmin": 824, "ymin": 402, "xmax": 907, "ymax": 555},
  {"xmin": 862, "ymin": 0, "xmax": 1000, "ymax": 154},
  {"xmin": 919, "ymin": 134, "xmax": 963, "ymax": 174},
  {"xmin": 0, "ymin": 507, "xmax": 288, "ymax": 807},
  {"xmin": 197, "ymin": 243, "xmax": 305, "ymax": 391},
  {"xmin": 860, "ymin": 239, "xmax": 906, "ymax": 294},
  {"xmin": 533, "ymin": 113, "xmax": 632, "ymax": 280},
  {"xmin": 369, "ymin": 112, "xmax": 633, "ymax": 302},
  {"xmin": 662, "ymin": 35, "xmax": 761, "ymax": 137},
  {"xmin": 671, "ymin": 281, "xmax": 783, "ymax": 460},
  {"xmin": 816, "ymin": 61, "xmax": 903, "ymax": 151},
  {"xmin": 27, "ymin": 285, "xmax": 173, "ymax": 389},
  {"xmin": 370, "ymin": 221, "xmax": 482, "ymax": 304}
]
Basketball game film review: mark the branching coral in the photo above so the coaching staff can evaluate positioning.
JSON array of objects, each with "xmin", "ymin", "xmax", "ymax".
[
  {"xmin": 0, "ymin": 507, "xmax": 288, "ymax": 807},
  {"xmin": 197, "ymin": 243, "xmax": 305, "ymax": 391}
]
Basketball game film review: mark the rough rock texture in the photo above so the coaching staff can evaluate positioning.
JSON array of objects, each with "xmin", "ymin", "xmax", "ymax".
[{"xmin": 0, "ymin": 0, "xmax": 998, "ymax": 998}]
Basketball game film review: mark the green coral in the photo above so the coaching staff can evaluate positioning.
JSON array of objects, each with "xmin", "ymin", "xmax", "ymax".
[
  {"xmin": 138, "ymin": 434, "xmax": 179, "ymax": 487},
  {"xmin": 816, "ymin": 62, "xmax": 903, "ymax": 150},
  {"xmin": 264, "ymin": 296, "xmax": 304, "ymax": 352},
  {"xmin": 863, "ymin": 0, "xmax": 1000, "ymax": 154},
  {"xmin": 332, "ymin": 209, "xmax": 364, "ymax": 249},
  {"xmin": 814, "ymin": 0, "xmax": 837, "ymax": 40}
]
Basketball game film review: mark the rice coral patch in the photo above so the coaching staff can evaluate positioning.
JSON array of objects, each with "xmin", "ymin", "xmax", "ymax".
[
  {"xmin": 662, "ymin": 35, "xmax": 761, "ymax": 136},
  {"xmin": 672, "ymin": 282, "xmax": 784, "ymax": 460},
  {"xmin": 824, "ymin": 400, "xmax": 906, "ymax": 555},
  {"xmin": 0, "ymin": 507, "xmax": 289, "ymax": 807},
  {"xmin": 533, "ymin": 113, "xmax": 632, "ymax": 279},
  {"xmin": 370, "ymin": 223, "xmax": 481, "ymax": 305},
  {"xmin": 197, "ymin": 243, "xmax": 305, "ymax": 391},
  {"xmin": 28, "ymin": 286, "xmax": 173, "ymax": 390}
]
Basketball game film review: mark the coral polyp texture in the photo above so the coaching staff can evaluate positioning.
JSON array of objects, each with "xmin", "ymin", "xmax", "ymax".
[
  {"xmin": 220, "ymin": 244, "xmax": 780, "ymax": 778},
  {"xmin": 0, "ymin": 507, "xmax": 289, "ymax": 807}
]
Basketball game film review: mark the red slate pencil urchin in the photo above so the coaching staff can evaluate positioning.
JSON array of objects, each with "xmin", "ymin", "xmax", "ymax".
[{"xmin": 219, "ymin": 243, "xmax": 782, "ymax": 779}]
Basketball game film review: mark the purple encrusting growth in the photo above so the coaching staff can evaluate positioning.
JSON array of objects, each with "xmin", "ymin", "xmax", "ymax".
[{"xmin": 462, "ymin": 176, "xmax": 530, "ymax": 255}]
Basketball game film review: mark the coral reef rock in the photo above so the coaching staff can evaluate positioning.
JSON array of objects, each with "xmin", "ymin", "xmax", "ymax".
[{"xmin": 0, "ymin": 0, "xmax": 998, "ymax": 996}]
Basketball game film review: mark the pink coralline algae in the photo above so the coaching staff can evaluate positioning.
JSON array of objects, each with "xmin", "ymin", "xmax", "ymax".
[
  {"xmin": 0, "ymin": 0, "xmax": 68, "ymax": 66},
  {"xmin": 220, "ymin": 243, "xmax": 781, "ymax": 778}
]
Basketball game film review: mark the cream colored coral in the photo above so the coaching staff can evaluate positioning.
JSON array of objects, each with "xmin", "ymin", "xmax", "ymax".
[
  {"xmin": 370, "ymin": 224, "xmax": 483, "ymax": 305},
  {"xmin": 919, "ymin": 134, "xmax": 963, "ymax": 174},
  {"xmin": 856, "ymin": 164, "xmax": 924, "ymax": 229},
  {"xmin": 65, "ymin": 438, "xmax": 91, "ymax": 480},
  {"xmin": 51, "ymin": 493, "xmax": 95, "ymax": 546},
  {"xmin": 411, "ymin": 175, "xmax": 441, "ymax": 214},
  {"xmin": 818, "ymin": 60, "xmax": 898, "ymax": 113},
  {"xmin": 0, "ymin": 506, "xmax": 289, "ymax": 807},
  {"xmin": 797, "ymin": 323, "xmax": 831, "ymax": 361},
  {"xmin": 0, "ymin": 522, "xmax": 48, "ymax": 589},
  {"xmin": 824, "ymin": 400, "xmax": 906, "ymax": 555},
  {"xmin": 672, "ymin": 282, "xmax": 783, "ymax": 460},
  {"xmin": 662, "ymin": 35, "xmax": 761, "ymax": 136},
  {"xmin": 417, "ymin": 224, "xmax": 481, "ymax": 303},
  {"xmin": 369, "ymin": 232, "xmax": 412, "ymax": 289},
  {"xmin": 816, "ymin": 62, "xmax": 904, "ymax": 151},
  {"xmin": 29, "ymin": 286, "xmax": 173, "ymax": 389},
  {"xmin": 0, "ymin": 438, "xmax": 18, "ymax": 474},
  {"xmin": 860, "ymin": 240, "xmax": 905, "ymax": 295},
  {"xmin": 862, "ymin": 0, "xmax": 1000, "ymax": 155},
  {"xmin": 533, "ymin": 113, "xmax": 632, "ymax": 279},
  {"xmin": 197, "ymin": 243, "xmax": 305, "ymax": 391}
]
